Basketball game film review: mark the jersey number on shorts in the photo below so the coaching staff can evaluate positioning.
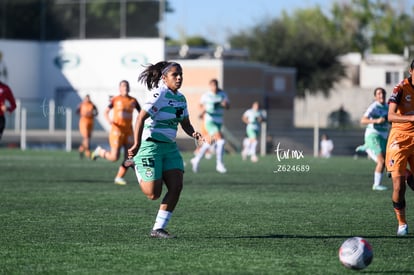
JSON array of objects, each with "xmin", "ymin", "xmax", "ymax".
[{"xmin": 142, "ymin": 157, "xmax": 155, "ymax": 168}]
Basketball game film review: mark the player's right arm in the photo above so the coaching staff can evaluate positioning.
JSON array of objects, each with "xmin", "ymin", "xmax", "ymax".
[
  {"xmin": 128, "ymin": 110, "xmax": 150, "ymax": 158},
  {"xmin": 5, "ymin": 86, "xmax": 16, "ymax": 113},
  {"xmin": 76, "ymin": 103, "xmax": 81, "ymax": 115},
  {"xmin": 360, "ymin": 115, "xmax": 386, "ymax": 125},
  {"xmin": 241, "ymin": 111, "xmax": 249, "ymax": 124},
  {"xmin": 104, "ymin": 106, "xmax": 112, "ymax": 125},
  {"xmin": 388, "ymin": 84, "xmax": 414, "ymax": 123},
  {"xmin": 388, "ymin": 102, "xmax": 414, "ymax": 123},
  {"xmin": 220, "ymin": 92, "xmax": 230, "ymax": 109}
]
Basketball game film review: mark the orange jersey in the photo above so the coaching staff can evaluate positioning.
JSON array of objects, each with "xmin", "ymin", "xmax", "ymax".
[
  {"xmin": 109, "ymin": 95, "xmax": 140, "ymax": 129},
  {"xmin": 78, "ymin": 101, "xmax": 97, "ymax": 119},
  {"xmin": 79, "ymin": 119, "xmax": 94, "ymax": 138},
  {"xmin": 389, "ymin": 77, "xmax": 414, "ymax": 135}
]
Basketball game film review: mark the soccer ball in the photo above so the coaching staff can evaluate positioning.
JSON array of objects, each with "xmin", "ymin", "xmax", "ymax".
[{"xmin": 338, "ymin": 237, "xmax": 373, "ymax": 270}]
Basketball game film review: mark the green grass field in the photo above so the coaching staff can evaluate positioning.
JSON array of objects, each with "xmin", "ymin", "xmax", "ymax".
[{"xmin": 1, "ymin": 148, "xmax": 414, "ymax": 274}]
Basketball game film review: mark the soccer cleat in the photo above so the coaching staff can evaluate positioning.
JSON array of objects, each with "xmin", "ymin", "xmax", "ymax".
[
  {"xmin": 397, "ymin": 224, "xmax": 408, "ymax": 236},
  {"xmin": 251, "ymin": 155, "xmax": 259, "ymax": 163},
  {"xmin": 114, "ymin": 177, "xmax": 127, "ymax": 185},
  {"xmin": 372, "ymin": 184, "xmax": 388, "ymax": 191},
  {"xmin": 190, "ymin": 157, "xmax": 199, "ymax": 173},
  {"xmin": 216, "ymin": 163, "xmax": 227, "ymax": 174},
  {"xmin": 150, "ymin": 228, "xmax": 176, "ymax": 239},
  {"xmin": 91, "ymin": 146, "xmax": 102, "ymax": 160}
]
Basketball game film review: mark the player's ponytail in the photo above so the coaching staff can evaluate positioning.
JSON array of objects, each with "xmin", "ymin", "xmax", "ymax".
[{"xmin": 138, "ymin": 61, "xmax": 181, "ymax": 90}]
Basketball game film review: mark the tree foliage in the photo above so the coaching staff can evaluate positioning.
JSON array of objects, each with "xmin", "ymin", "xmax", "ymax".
[
  {"xmin": 0, "ymin": 0, "xmax": 172, "ymax": 40},
  {"xmin": 230, "ymin": 8, "xmax": 347, "ymax": 97},
  {"xmin": 229, "ymin": 0, "xmax": 414, "ymax": 97},
  {"xmin": 332, "ymin": 0, "xmax": 414, "ymax": 54}
]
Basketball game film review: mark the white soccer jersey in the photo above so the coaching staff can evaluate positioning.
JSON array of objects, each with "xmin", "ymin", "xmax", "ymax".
[
  {"xmin": 200, "ymin": 90, "xmax": 229, "ymax": 124},
  {"xmin": 142, "ymin": 84, "xmax": 188, "ymax": 143},
  {"xmin": 243, "ymin": 108, "xmax": 262, "ymax": 131},
  {"xmin": 363, "ymin": 101, "xmax": 389, "ymax": 139}
]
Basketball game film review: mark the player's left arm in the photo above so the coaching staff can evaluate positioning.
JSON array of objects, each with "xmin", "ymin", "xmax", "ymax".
[
  {"xmin": 388, "ymin": 102, "xmax": 414, "ymax": 123},
  {"xmin": 5, "ymin": 86, "xmax": 16, "ymax": 113},
  {"xmin": 360, "ymin": 115, "xmax": 385, "ymax": 125},
  {"xmin": 180, "ymin": 116, "xmax": 201, "ymax": 140},
  {"xmin": 128, "ymin": 110, "xmax": 150, "ymax": 158},
  {"xmin": 241, "ymin": 112, "xmax": 249, "ymax": 124},
  {"xmin": 221, "ymin": 93, "xmax": 230, "ymax": 109},
  {"xmin": 93, "ymin": 104, "xmax": 98, "ymax": 116},
  {"xmin": 134, "ymin": 99, "xmax": 141, "ymax": 112}
]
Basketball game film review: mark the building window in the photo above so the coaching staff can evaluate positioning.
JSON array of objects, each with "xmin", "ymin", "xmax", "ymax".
[
  {"xmin": 386, "ymin": 71, "xmax": 400, "ymax": 85},
  {"xmin": 273, "ymin": 77, "xmax": 286, "ymax": 93}
]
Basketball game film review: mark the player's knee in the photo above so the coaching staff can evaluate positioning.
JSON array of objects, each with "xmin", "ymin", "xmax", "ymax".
[
  {"xmin": 172, "ymin": 182, "xmax": 183, "ymax": 194},
  {"xmin": 147, "ymin": 194, "xmax": 160, "ymax": 200}
]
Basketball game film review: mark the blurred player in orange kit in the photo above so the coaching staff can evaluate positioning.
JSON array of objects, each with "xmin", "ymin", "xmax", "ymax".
[
  {"xmin": 91, "ymin": 80, "xmax": 141, "ymax": 185},
  {"xmin": 76, "ymin": 94, "xmax": 98, "ymax": 159},
  {"xmin": 386, "ymin": 59, "xmax": 414, "ymax": 236},
  {"xmin": 0, "ymin": 81, "xmax": 16, "ymax": 141}
]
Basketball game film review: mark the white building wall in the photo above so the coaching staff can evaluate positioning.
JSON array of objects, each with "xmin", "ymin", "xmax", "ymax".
[
  {"xmin": 295, "ymin": 53, "xmax": 410, "ymax": 128},
  {"xmin": 0, "ymin": 40, "xmax": 42, "ymax": 99},
  {"xmin": 0, "ymin": 38, "xmax": 164, "ymax": 130}
]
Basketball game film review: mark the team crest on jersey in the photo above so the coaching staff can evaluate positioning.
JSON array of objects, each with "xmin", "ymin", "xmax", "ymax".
[{"xmin": 145, "ymin": 168, "xmax": 153, "ymax": 177}]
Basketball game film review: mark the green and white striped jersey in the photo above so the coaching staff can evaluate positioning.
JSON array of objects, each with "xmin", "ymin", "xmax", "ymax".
[
  {"xmin": 200, "ymin": 90, "xmax": 229, "ymax": 124},
  {"xmin": 142, "ymin": 84, "xmax": 189, "ymax": 143},
  {"xmin": 363, "ymin": 101, "xmax": 389, "ymax": 139},
  {"xmin": 243, "ymin": 108, "xmax": 262, "ymax": 131}
]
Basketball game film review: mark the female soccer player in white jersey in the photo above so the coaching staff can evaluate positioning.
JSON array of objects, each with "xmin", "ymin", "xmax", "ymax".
[
  {"xmin": 358, "ymin": 87, "xmax": 389, "ymax": 191},
  {"xmin": 128, "ymin": 61, "xmax": 202, "ymax": 239},
  {"xmin": 241, "ymin": 101, "xmax": 264, "ymax": 162},
  {"xmin": 191, "ymin": 79, "xmax": 230, "ymax": 173}
]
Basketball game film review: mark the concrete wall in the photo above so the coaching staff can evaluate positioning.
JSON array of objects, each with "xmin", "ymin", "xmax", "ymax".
[
  {"xmin": 0, "ymin": 38, "xmax": 164, "ymax": 130},
  {"xmin": 294, "ymin": 86, "xmax": 394, "ymax": 129},
  {"xmin": 175, "ymin": 60, "xmax": 296, "ymax": 142}
]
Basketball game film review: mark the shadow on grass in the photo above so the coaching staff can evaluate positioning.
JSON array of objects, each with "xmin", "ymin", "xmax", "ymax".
[
  {"xmin": 362, "ymin": 272, "xmax": 414, "ymax": 274},
  {"xmin": 228, "ymin": 234, "xmax": 414, "ymax": 239}
]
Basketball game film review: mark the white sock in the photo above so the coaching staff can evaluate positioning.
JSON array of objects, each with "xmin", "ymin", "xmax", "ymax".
[
  {"xmin": 152, "ymin": 210, "xmax": 172, "ymax": 230},
  {"xmin": 374, "ymin": 172, "xmax": 382, "ymax": 186},
  {"xmin": 194, "ymin": 142, "xmax": 211, "ymax": 162},
  {"xmin": 134, "ymin": 165, "xmax": 142, "ymax": 184},
  {"xmin": 242, "ymin": 139, "xmax": 249, "ymax": 154},
  {"xmin": 216, "ymin": 139, "xmax": 225, "ymax": 164},
  {"xmin": 249, "ymin": 140, "xmax": 258, "ymax": 156}
]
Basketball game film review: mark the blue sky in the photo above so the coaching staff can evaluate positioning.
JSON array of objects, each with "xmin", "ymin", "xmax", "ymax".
[
  {"xmin": 164, "ymin": 0, "xmax": 414, "ymax": 45},
  {"xmin": 163, "ymin": 0, "xmax": 332, "ymax": 44}
]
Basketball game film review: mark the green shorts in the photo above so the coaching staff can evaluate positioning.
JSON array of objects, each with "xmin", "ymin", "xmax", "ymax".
[
  {"xmin": 246, "ymin": 125, "xmax": 259, "ymax": 139},
  {"xmin": 204, "ymin": 120, "xmax": 222, "ymax": 136},
  {"xmin": 133, "ymin": 140, "xmax": 184, "ymax": 182},
  {"xmin": 365, "ymin": 133, "xmax": 387, "ymax": 156}
]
